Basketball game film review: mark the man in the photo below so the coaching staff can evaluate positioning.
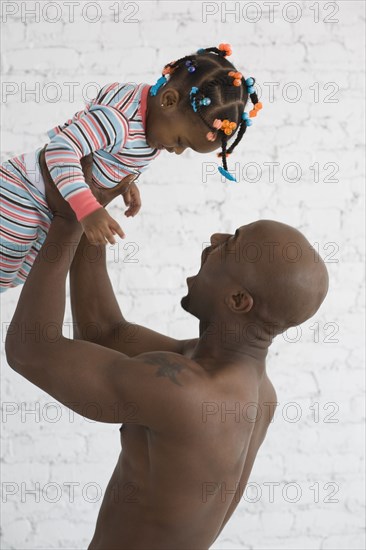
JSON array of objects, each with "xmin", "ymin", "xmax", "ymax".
[{"xmin": 5, "ymin": 162, "xmax": 329, "ymax": 549}]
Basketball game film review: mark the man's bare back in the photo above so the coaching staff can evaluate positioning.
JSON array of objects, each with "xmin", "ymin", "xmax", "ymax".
[{"xmin": 89, "ymin": 350, "xmax": 277, "ymax": 550}]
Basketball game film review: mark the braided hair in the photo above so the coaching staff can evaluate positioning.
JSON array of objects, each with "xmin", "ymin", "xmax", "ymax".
[{"xmin": 153, "ymin": 45, "xmax": 261, "ymax": 179}]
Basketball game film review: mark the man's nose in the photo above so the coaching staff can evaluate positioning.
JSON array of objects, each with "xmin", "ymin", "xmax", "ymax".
[{"xmin": 210, "ymin": 233, "xmax": 231, "ymax": 246}]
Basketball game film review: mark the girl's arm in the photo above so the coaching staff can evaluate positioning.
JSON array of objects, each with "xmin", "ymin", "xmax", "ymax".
[{"xmin": 44, "ymin": 103, "xmax": 129, "ymax": 222}]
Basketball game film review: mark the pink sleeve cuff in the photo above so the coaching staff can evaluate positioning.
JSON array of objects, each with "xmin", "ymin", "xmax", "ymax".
[{"xmin": 68, "ymin": 189, "xmax": 103, "ymax": 221}]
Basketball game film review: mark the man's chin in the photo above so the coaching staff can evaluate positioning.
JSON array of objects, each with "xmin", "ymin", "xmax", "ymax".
[{"xmin": 180, "ymin": 294, "xmax": 190, "ymax": 312}]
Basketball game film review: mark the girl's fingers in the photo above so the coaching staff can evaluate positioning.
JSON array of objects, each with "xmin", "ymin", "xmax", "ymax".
[
  {"xmin": 131, "ymin": 189, "xmax": 141, "ymax": 213},
  {"xmin": 125, "ymin": 185, "xmax": 142, "ymax": 217},
  {"xmin": 123, "ymin": 189, "xmax": 132, "ymax": 207}
]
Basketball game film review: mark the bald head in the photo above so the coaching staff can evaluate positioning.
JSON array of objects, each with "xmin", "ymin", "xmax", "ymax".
[{"xmin": 232, "ymin": 220, "xmax": 329, "ymax": 332}]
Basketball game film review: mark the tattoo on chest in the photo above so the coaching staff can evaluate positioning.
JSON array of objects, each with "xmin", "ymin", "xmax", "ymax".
[{"xmin": 144, "ymin": 354, "xmax": 185, "ymax": 386}]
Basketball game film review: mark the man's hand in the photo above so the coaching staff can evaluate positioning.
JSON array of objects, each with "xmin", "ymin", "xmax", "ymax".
[
  {"xmin": 40, "ymin": 145, "xmax": 78, "ymax": 222},
  {"xmin": 80, "ymin": 208, "xmax": 125, "ymax": 245}
]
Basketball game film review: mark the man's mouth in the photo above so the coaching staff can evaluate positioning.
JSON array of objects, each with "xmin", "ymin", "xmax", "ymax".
[{"xmin": 201, "ymin": 246, "xmax": 213, "ymax": 265}]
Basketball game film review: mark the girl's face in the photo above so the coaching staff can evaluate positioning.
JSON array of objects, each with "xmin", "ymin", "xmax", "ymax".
[{"xmin": 146, "ymin": 87, "xmax": 223, "ymax": 155}]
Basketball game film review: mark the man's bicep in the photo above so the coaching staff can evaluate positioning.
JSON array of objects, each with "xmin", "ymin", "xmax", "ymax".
[
  {"xmin": 17, "ymin": 340, "xmax": 190, "ymax": 427},
  {"xmin": 15, "ymin": 338, "xmax": 136, "ymax": 423},
  {"xmin": 100, "ymin": 320, "xmax": 191, "ymax": 357}
]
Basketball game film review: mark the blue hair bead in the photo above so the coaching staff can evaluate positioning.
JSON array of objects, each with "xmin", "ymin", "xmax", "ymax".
[
  {"xmin": 190, "ymin": 86, "xmax": 199, "ymax": 112},
  {"xmin": 188, "ymin": 65, "xmax": 196, "ymax": 73},
  {"xmin": 197, "ymin": 48, "xmax": 206, "ymax": 54},
  {"xmin": 245, "ymin": 77, "xmax": 254, "ymax": 87},
  {"xmin": 150, "ymin": 76, "xmax": 167, "ymax": 96},
  {"xmin": 246, "ymin": 119, "xmax": 253, "ymax": 126},
  {"xmin": 247, "ymin": 86, "xmax": 255, "ymax": 94},
  {"xmin": 218, "ymin": 166, "xmax": 237, "ymax": 182},
  {"xmin": 242, "ymin": 112, "xmax": 249, "ymax": 120},
  {"xmin": 201, "ymin": 97, "xmax": 211, "ymax": 106}
]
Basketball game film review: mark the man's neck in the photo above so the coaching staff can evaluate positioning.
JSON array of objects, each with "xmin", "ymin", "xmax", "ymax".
[{"xmin": 190, "ymin": 318, "xmax": 270, "ymax": 374}]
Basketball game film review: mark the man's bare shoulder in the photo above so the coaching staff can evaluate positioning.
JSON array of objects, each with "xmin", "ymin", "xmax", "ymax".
[
  {"xmin": 136, "ymin": 350, "xmax": 203, "ymax": 387},
  {"xmin": 128, "ymin": 351, "xmax": 206, "ymax": 432}
]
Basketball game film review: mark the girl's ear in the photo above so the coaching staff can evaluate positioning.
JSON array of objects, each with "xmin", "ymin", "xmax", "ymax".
[
  {"xmin": 226, "ymin": 289, "xmax": 254, "ymax": 314},
  {"xmin": 160, "ymin": 88, "xmax": 180, "ymax": 109}
]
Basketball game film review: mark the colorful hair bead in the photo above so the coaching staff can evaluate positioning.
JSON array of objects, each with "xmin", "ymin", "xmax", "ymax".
[
  {"xmin": 218, "ymin": 166, "xmax": 236, "ymax": 181},
  {"xmin": 213, "ymin": 119, "xmax": 223, "ymax": 129},
  {"xmin": 228, "ymin": 71, "xmax": 243, "ymax": 87},
  {"xmin": 221, "ymin": 119, "xmax": 237, "ymax": 136},
  {"xmin": 200, "ymin": 97, "xmax": 211, "ymax": 106},
  {"xmin": 197, "ymin": 48, "xmax": 206, "ymax": 54},
  {"xmin": 150, "ymin": 75, "xmax": 167, "ymax": 96},
  {"xmin": 245, "ymin": 77, "xmax": 254, "ymax": 87},
  {"xmin": 190, "ymin": 86, "xmax": 199, "ymax": 112},
  {"xmin": 185, "ymin": 60, "xmax": 196, "ymax": 73},
  {"xmin": 218, "ymin": 43, "xmax": 233, "ymax": 56},
  {"xmin": 207, "ymin": 131, "xmax": 217, "ymax": 141}
]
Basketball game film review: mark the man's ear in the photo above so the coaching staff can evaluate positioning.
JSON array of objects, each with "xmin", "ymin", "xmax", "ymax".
[
  {"xmin": 160, "ymin": 88, "xmax": 180, "ymax": 109},
  {"xmin": 226, "ymin": 289, "xmax": 254, "ymax": 314}
]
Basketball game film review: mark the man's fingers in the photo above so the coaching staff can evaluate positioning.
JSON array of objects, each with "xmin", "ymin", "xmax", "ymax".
[
  {"xmin": 86, "ymin": 228, "xmax": 106, "ymax": 246},
  {"xmin": 110, "ymin": 220, "xmax": 125, "ymax": 240},
  {"xmin": 105, "ymin": 229, "xmax": 116, "ymax": 245}
]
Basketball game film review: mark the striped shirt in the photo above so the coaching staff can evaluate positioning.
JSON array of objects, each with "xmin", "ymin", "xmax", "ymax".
[{"xmin": 44, "ymin": 82, "xmax": 160, "ymax": 220}]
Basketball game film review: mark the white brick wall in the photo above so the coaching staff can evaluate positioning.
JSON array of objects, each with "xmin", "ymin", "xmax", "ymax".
[{"xmin": 1, "ymin": 1, "xmax": 365, "ymax": 549}]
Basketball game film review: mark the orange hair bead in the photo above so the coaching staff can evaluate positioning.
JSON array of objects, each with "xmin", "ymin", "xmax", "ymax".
[
  {"xmin": 219, "ymin": 43, "xmax": 232, "ymax": 56},
  {"xmin": 255, "ymin": 102, "xmax": 263, "ymax": 110},
  {"xmin": 233, "ymin": 79, "xmax": 241, "ymax": 86},
  {"xmin": 249, "ymin": 109, "xmax": 257, "ymax": 118}
]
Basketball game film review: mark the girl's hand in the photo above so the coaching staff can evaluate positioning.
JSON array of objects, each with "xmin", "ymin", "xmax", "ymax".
[
  {"xmin": 80, "ymin": 208, "xmax": 125, "ymax": 245},
  {"xmin": 123, "ymin": 181, "xmax": 141, "ymax": 217},
  {"xmin": 79, "ymin": 154, "xmax": 142, "ymax": 216}
]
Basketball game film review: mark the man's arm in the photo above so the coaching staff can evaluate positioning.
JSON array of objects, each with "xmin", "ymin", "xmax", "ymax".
[
  {"xmin": 5, "ymin": 217, "xmax": 195, "ymax": 426},
  {"xmin": 70, "ymin": 233, "xmax": 198, "ymax": 357}
]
